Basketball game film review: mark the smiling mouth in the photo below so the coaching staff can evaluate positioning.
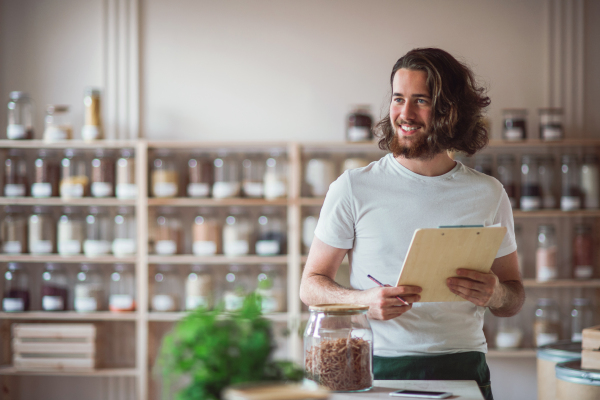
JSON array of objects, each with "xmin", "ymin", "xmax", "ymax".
[{"xmin": 399, "ymin": 124, "xmax": 423, "ymax": 135}]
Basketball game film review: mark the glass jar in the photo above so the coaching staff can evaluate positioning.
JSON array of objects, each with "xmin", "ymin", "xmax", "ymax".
[
  {"xmin": 264, "ymin": 151, "xmax": 288, "ymax": 200},
  {"xmin": 192, "ymin": 208, "xmax": 222, "ymax": 256},
  {"xmin": 57, "ymin": 207, "xmax": 84, "ymax": 255},
  {"xmin": 241, "ymin": 154, "xmax": 265, "ymax": 198},
  {"xmin": 536, "ymin": 224, "xmax": 557, "ymax": 282},
  {"xmin": 2, "ymin": 206, "xmax": 27, "ymax": 254},
  {"xmin": 213, "ymin": 152, "xmax": 241, "ymax": 199},
  {"xmin": 185, "ymin": 265, "xmax": 214, "ymax": 311},
  {"xmin": 305, "ymin": 155, "xmax": 336, "ymax": 197},
  {"xmin": 571, "ymin": 298, "xmax": 593, "ymax": 342},
  {"xmin": 116, "ymin": 149, "xmax": 137, "ymax": 199},
  {"xmin": 539, "ymin": 108, "xmax": 564, "ymax": 141},
  {"xmin": 151, "ymin": 265, "xmax": 181, "ymax": 312},
  {"xmin": 538, "ymin": 155, "xmax": 557, "ymax": 209},
  {"xmin": 112, "ymin": 207, "xmax": 136, "ymax": 257},
  {"xmin": 581, "ymin": 154, "xmax": 599, "ymax": 209},
  {"xmin": 3, "ymin": 263, "xmax": 30, "ymax": 312},
  {"xmin": 502, "ymin": 109, "xmax": 527, "ymax": 141},
  {"xmin": 154, "ymin": 208, "xmax": 182, "ymax": 255},
  {"xmin": 346, "ymin": 105, "xmax": 373, "ymax": 142},
  {"xmin": 473, "ymin": 154, "xmax": 493, "ymax": 176},
  {"xmin": 561, "ymin": 155, "xmax": 582, "ymax": 211},
  {"xmin": 520, "ymin": 155, "xmax": 541, "ymax": 211},
  {"xmin": 81, "ymin": 87, "xmax": 103, "ymax": 141},
  {"xmin": 60, "ymin": 149, "xmax": 89, "ymax": 198},
  {"xmin": 43, "ymin": 105, "xmax": 72, "ymax": 141},
  {"xmin": 573, "ymin": 224, "xmax": 594, "ymax": 279},
  {"xmin": 302, "ymin": 212, "xmax": 319, "ymax": 254},
  {"xmin": 29, "ymin": 206, "xmax": 55, "ymax": 254},
  {"xmin": 109, "ymin": 264, "xmax": 136, "ymax": 312},
  {"xmin": 495, "ymin": 316, "xmax": 523, "ymax": 349},
  {"xmin": 304, "ymin": 304, "xmax": 373, "ymax": 392},
  {"xmin": 256, "ymin": 264, "xmax": 286, "ymax": 313},
  {"xmin": 496, "ymin": 154, "xmax": 517, "ymax": 208},
  {"xmin": 342, "ymin": 155, "xmax": 369, "ymax": 172},
  {"xmin": 7, "ymin": 91, "xmax": 34, "ymax": 140},
  {"xmin": 187, "ymin": 154, "xmax": 213, "ymax": 198},
  {"xmin": 74, "ymin": 264, "xmax": 105, "ymax": 312},
  {"xmin": 223, "ymin": 208, "xmax": 252, "ymax": 256},
  {"xmin": 534, "ymin": 298, "xmax": 561, "ymax": 347},
  {"xmin": 255, "ymin": 207, "xmax": 286, "ymax": 256},
  {"xmin": 84, "ymin": 207, "xmax": 112, "ymax": 256},
  {"xmin": 4, "ymin": 149, "xmax": 28, "ymax": 197},
  {"xmin": 32, "ymin": 149, "xmax": 60, "ymax": 197},
  {"xmin": 151, "ymin": 151, "xmax": 179, "ymax": 198},
  {"xmin": 223, "ymin": 264, "xmax": 253, "ymax": 311},
  {"xmin": 90, "ymin": 149, "xmax": 115, "ymax": 198},
  {"xmin": 41, "ymin": 264, "xmax": 69, "ymax": 311}
]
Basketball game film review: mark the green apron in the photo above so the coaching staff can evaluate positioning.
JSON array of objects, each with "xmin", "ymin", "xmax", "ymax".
[{"xmin": 373, "ymin": 351, "xmax": 493, "ymax": 400}]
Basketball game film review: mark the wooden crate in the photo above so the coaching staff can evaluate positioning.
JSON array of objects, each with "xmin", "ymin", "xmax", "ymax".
[
  {"xmin": 582, "ymin": 325, "xmax": 600, "ymax": 370},
  {"xmin": 11, "ymin": 323, "xmax": 96, "ymax": 371}
]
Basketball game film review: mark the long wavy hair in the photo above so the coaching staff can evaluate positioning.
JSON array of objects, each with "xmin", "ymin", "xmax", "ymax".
[{"xmin": 375, "ymin": 48, "xmax": 491, "ymax": 156}]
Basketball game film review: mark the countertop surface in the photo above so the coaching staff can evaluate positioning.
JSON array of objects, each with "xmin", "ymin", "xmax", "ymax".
[{"xmin": 329, "ymin": 380, "xmax": 483, "ymax": 400}]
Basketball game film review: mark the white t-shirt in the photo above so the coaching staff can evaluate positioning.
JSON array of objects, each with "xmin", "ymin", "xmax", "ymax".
[{"xmin": 314, "ymin": 153, "xmax": 517, "ymax": 357}]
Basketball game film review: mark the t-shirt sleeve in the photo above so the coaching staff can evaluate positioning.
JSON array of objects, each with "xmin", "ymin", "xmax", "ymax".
[
  {"xmin": 493, "ymin": 187, "xmax": 518, "ymax": 258},
  {"xmin": 314, "ymin": 172, "xmax": 355, "ymax": 249}
]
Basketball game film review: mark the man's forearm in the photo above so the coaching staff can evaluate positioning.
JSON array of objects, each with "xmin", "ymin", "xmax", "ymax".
[
  {"xmin": 489, "ymin": 280, "xmax": 525, "ymax": 317},
  {"xmin": 300, "ymin": 273, "xmax": 362, "ymax": 306}
]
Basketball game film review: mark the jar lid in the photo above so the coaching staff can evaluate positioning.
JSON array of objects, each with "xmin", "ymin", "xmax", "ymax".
[
  {"xmin": 309, "ymin": 304, "xmax": 369, "ymax": 312},
  {"xmin": 46, "ymin": 104, "xmax": 69, "ymax": 113},
  {"xmin": 555, "ymin": 360, "xmax": 600, "ymax": 386},
  {"xmin": 537, "ymin": 340, "xmax": 582, "ymax": 362}
]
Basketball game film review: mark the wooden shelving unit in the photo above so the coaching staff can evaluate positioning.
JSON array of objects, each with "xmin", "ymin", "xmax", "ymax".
[
  {"xmin": 0, "ymin": 312, "xmax": 138, "ymax": 321},
  {"xmin": 0, "ymin": 366, "xmax": 140, "ymax": 377}
]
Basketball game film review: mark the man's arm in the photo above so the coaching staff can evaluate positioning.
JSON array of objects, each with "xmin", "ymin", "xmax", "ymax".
[
  {"xmin": 446, "ymin": 251, "xmax": 525, "ymax": 317},
  {"xmin": 299, "ymin": 237, "xmax": 421, "ymax": 320}
]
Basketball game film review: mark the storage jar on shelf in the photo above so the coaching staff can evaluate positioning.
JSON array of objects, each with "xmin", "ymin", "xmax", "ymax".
[
  {"xmin": 581, "ymin": 154, "xmax": 599, "ymax": 209},
  {"xmin": 573, "ymin": 224, "xmax": 594, "ymax": 279},
  {"xmin": 90, "ymin": 149, "xmax": 115, "ymax": 198},
  {"xmin": 187, "ymin": 153, "xmax": 213, "ymax": 198},
  {"xmin": 41, "ymin": 264, "xmax": 69, "ymax": 312},
  {"xmin": 346, "ymin": 105, "xmax": 373, "ymax": 142},
  {"xmin": 74, "ymin": 264, "xmax": 105, "ymax": 312},
  {"xmin": 6, "ymin": 91, "xmax": 34, "ymax": 140},
  {"xmin": 151, "ymin": 265, "xmax": 181, "ymax": 312},
  {"xmin": 154, "ymin": 208, "xmax": 182, "ymax": 255},
  {"xmin": 223, "ymin": 208, "xmax": 252, "ymax": 256},
  {"xmin": 539, "ymin": 155, "xmax": 557, "ymax": 209},
  {"xmin": 502, "ymin": 108, "xmax": 527, "ymax": 141},
  {"xmin": 305, "ymin": 155, "xmax": 336, "ymax": 197},
  {"xmin": 151, "ymin": 151, "xmax": 179, "ymax": 198},
  {"xmin": 57, "ymin": 207, "xmax": 84, "ymax": 256},
  {"xmin": 255, "ymin": 207, "xmax": 286, "ymax": 256},
  {"xmin": 256, "ymin": 264, "xmax": 286, "ymax": 313},
  {"xmin": 539, "ymin": 108, "xmax": 564, "ymax": 141},
  {"xmin": 570, "ymin": 298, "xmax": 593, "ymax": 342},
  {"xmin": 4, "ymin": 149, "xmax": 28, "ymax": 197},
  {"xmin": 534, "ymin": 298, "xmax": 561, "ymax": 347},
  {"xmin": 264, "ymin": 151, "xmax": 288, "ymax": 199},
  {"xmin": 116, "ymin": 148, "xmax": 137, "ymax": 199},
  {"xmin": 520, "ymin": 155, "xmax": 541, "ymax": 211},
  {"xmin": 60, "ymin": 149, "xmax": 89, "ymax": 198},
  {"xmin": 213, "ymin": 151, "xmax": 241, "ymax": 199},
  {"xmin": 28, "ymin": 206, "xmax": 55, "ymax": 254},
  {"xmin": 81, "ymin": 87, "xmax": 103, "ymax": 141},
  {"xmin": 223, "ymin": 264, "xmax": 253, "ymax": 311},
  {"xmin": 43, "ymin": 105, "xmax": 72, "ymax": 141},
  {"xmin": 560, "ymin": 155, "xmax": 581, "ymax": 211},
  {"xmin": 185, "ymin": 265, "xmax": 214, "ymax": 311},
  {"xmin": 32, "ymin": 149, "xmax": 60, "ymax": 198},
  {"xmin": 109, "ymin": 264, "xmax": 136, "ymax": 312},
  {"xmin": 2, "ymin": 206, "xmax": 27, "ymax": 254},
  {"xmin": 241, "ymin": 154, "xmax": 265, "ymax": 198},
  {"xmin": 2, "ymin": 263, "xmax": 30, "ymax": 312},
  {"xmin": 192, "ymin": 208, "xmax": 222, "ymax": 256},
  {"xmin": 112, "ymin": 207, "xmax": 136, "ymax": 257},
  {"xmin": 84, "ymin": 207, "xmax": 112, "ymax": 256},
  {"xmin": 536, "ymin": 224, "xmax": 557, "ymax": 282}
]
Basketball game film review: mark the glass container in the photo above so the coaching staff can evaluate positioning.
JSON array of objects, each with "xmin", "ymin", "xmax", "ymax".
[
  {"xmin": 41, "ymin": 264, "xmax": 69, "ymax": 311},
  {"xmin": 60, "ymin": 149, "xmax": 89, "ymax": 198},
  {"xmin": 109, "ymin": 264, "xmax": 136, "ymax": 312},
  {"xmin": 7, "ymin": 91, "xmax": 34, "ymax": 140},
  {"xmin": 496, "ymin": 154, "xmax": 517, "ymax": 208},
  {"xmin": 473, "ymin": 154, "xmax": 493, "ymax": 176},
  {"xmin": 187, "ymin": 153, "xmax": 213, "ymax": 198},
  {"xmin": 514, "ymin": 224, "xmax": 524, "ymax": 275},
  {"xmin": 112, "ymin": 207, "xmax": 136, "ymax": 257},
  {"xmin": 213, "ymin": 152, "xmax": 241, "ymax": 199},
  {"xmin": 4, "ymin": 149, "xmax": 28, "ymax": 197},
  {"xmin": 241, "ymin": 154, "xmax": 265, "ymax": 198},
  {"xmin": 305, "ymin": 155, "xmax": 336, "ymax": 197},
  {"xmin": 255, "ymin": 207, "xmax": 286, "ymax": 256},
  {"xmin": 536, "ymin": 224, "xmax": 557, "ymax": 282},
  {"xmin": 90, "ymin": 149, "xmax": 115, "ymax": 198},
  {"xmin": 192, "ymin": 208, "xmax": 222, "ymax": 256},
  {"xmin": 185, "ymin": 265, "xmax": 214, "ymax": 311},
  {"xmin": 304, "ymin": 304, "xmax": 373, "ymax": 392},
  {"xmin": 154, "ymin": 208, "xmax": 182, "ymax": 255},
  {"xmin": 84, "ymin": 207, "xmax": 112, "ymax": 256},
  {"xmin": 573, "ymin": 224, "xmax": 594, "ymax": 279},
  {"xmin": 302, "ymin": 212, "xmax": 319, "ymax": 254},
  {"xmin": 223, "ymin": 264, "xmax": 253, "ymax": 312},
  {"xmin": 151, "ymin": 265, "xmax": 181, "ymax": 312},
  {"xmin": 116, "ymin": 149, "xmax": 137, "ymax": 199},
  {"xmin": 538, "ymin": 155, "xmax": 557, "ymax": 209},
  {"xmin": 571, "ymin": 298, "xmax": 593, "ymax": 342},
  {"xmin": 560, "ymin": 155, "xmax": 581, "ymax": 211},
  {"xmin": 520, "ymin": 155, "xmax": 541, "ymax": 211},
  {"xmin": 74, "ymin": 264, "xmax": 105, "ymax": 312},
  {"xmin": 151, "ymin": 151, "xmax": 179, "ymax": 198},
  {"xmin": 342, "ymin": 155, "xmax": 370, "ymax": 172},
  {"xmin": 32, "ymin": 149, "xmax": 60, "ymax": 197},
  {"xmin": 346, "ymin": 105, "xmax": 373, "ymax": 142},
  {"xmin": 57, "ymin": 207, "xmax": 84, "ymax": 255},
  {"xmin": 264, "ymin": 151, "xmax": 288, "ymax": 200},
  {"xmin": 256, "ymin": 264, "xmax": 286, "ymax": 313},
  {"xmin": 581, "ymin": 154, "xmax": 599, "ymax": 209},
  {"xmin": 43, "ymin": 105, "xmax": 72, "ymax": 141},
  {"xmin": 495, "ymin": 316, "xmax": 523, "ymax": 349},
  {"xmin": 223, "ymin": 207, "xmax": 252, "ymax": 256},
  {"xmin": 533, "ymin": 298, "xmax": 561, "ymax": 347},
  {"xmin": 81, "ymin": 87, "xmax": 103, "ymax": 141},
  {"xmin": 502, "ymin": 109, "xmax": 527, "ymax": 141},
  {"xmin": 28, "ymin": 206, "xmax": 55, "ymax": 254},
  {"xmin": 2, "ymin": 263, "xmax": 30, "ymax": 312},
  {"xmin": 539, "ymin": 108, "xmax": 564, "ymax": 141},
  {"xmin": 2, "ymin": 206, "xmax": 27, "ymax": 254}
]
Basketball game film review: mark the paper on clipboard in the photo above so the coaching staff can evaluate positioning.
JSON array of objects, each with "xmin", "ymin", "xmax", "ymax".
[{"xmin": 395, "ymin": 226, "xmax": 507, "ymax": 302}]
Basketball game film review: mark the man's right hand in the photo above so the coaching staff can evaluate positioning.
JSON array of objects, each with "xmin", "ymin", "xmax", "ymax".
[{"xmin": 360, "ymin": 285, "xmax": 422, "ymax": 320}]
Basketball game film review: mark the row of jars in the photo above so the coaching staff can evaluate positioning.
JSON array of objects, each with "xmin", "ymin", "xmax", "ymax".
[
  {"xmin": 501, "ymin": 108, "xmax": 564, "ymax": 141},
  {"xmin": 1, "ymin": 263, "xmax": 286, "ymax": 313}
]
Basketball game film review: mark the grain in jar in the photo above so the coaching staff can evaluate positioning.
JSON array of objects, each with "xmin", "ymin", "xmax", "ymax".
[
  {"xmin": 3, "ymin": 263, "xmax": 30, "ymax": 312},
  {"xmin": 186, "ymin": 153, "xmax": 213, "ymax": 198},
  {"xmin": 84, "ymin": 207, "xmax": 112, "ymax": 256},
  {"xmin": 536, "ymin": 224, "xmax": 557, "ymax": 282},
  {"xmin": 90, "ymin": 149, "xmax": 115, "ymax": 198},
  {"xmin": 81, "ymin": 87, "xmax": 103, "ymax": 141},
  {"xmin": 154, "ymin": 208, "xmax": 182, "ymax": 255},
  {"xmin": 41, "ymin": 264, "xmax": 69, "ymax": 311},
  {"xmin": 43, "ymin": 105, "xmax": 72, "ymax": 141},
  {"xmin": 581, "ymin": 154, "xmax": 599, "ymax": 209},
  {"xmin": 241, "ymin": 154, "xmax": 265, "ymax": 198},
  {"xmin": 256, "ymin": 264, "xmax": 286, "ymax": 313},
  {"xmin": 4, "ymin": 149, "xmax": 28, "ymax": 197},
  {"xmin": 561, "ymin": 155, "xmax": 582, "ymax": 211},
  {"xmin": 109, "ymin": 264, "xmax": 136, "ymax": 312},
  {"xmin": 6, "ymin": 91, "xmax": 34, "ymax": 140},
  {"xmin": 223, "ymin": 264, "xmax": 253, "ymax": 311},
  {"xmin": 151, "ymin": 265, "xmax": 181, "ymax": 312},
  {"xmin": 223, "ymin": 207, "xmax": 252, "ymax": 256},
  {"xmin": 57, "ymin": 207, "xmax": 84, "ymax": 255},
  {"xmin": 116, "ymin": 149, "xmax": 137, "ymax": 199},
  {"xmin": 573, "ymin": 224, "xmax": 594, "ymax": 279},
  {"xmin": 151, "ymin": 151, "xmax": 179, "ymax": 198},
  {"xmin": 60, "ymin": 149, "xmax": 89, "ymax": 198},
  {"xmin": 185, "ymin": 265, "xmax": 214, "ymax": 310},
  {"xmin": 192, "ymin": 208, "xmax": 221, "ymax": 256},
  {"xmin": 264, "ymin": 150, "xmax": 288, "ymax": 199},
  {"xmin": 28, "ymin": 206, "xmax": 55, "ymax": 254},
  {"xmin": 112, "ymin": 207, "xmax": 136, "ymax": 257},
  {"xmin": 213, "ymin": 151, "xmax": 241, "ymax": 199},
  {"xmin": 502, "ymin": 109, "xmax": 527, "ymax": 140},
  {"xmin": 305, "ymin": 155, "xmax": 336, "ymax": 197},
  {"xmin": 2, "ymin": 206, "xmax": 27, "ymax": 254},
  {"xmin": 74, "ymin": 264, "xmax": 105, "ymax": 312},
  {"xmin": 255, "ymin": 207, "xmax": 286, "ymax": 256},
  {"xmin": 31, "ymin": 149, "xmax": 60, "ymax": 197},
  {"xmin": 534, "ymin": 298, "xmax": 561, "ymax": 346},
  {"xmin": 520, "ymin": 155, "xmax": 541, "ymax": 211},
  {"xmin": 539, "ymin": 108, "xmax": 564, "ymax": 141}
]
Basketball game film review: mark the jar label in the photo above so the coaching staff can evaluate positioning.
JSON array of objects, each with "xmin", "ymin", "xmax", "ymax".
[
  {"xmin": 112, "ymin": 238, "xmax": 136, "ymax": 256},
  {"xmin": 58, "ymin": 240, "xmax": 82, "ymax": 255},
  {"xmin": 31, "ymin": 182, "xmax": 53, "ymax": 198},
  {"xmin": 7, "ymin": 124, "xmax": 26, "ymax": 139},
  {"xmin": 542, "ymin": 195, "xmax": 556, "ymax": 209},
  {"xmin": 30, "ymin": 240, "xmax": 53, "ymax": 254},
  {"xmin": 503, "ymin": 128, "xmax": 523, "ymax": 140},
  {"xmin": 187, "ymin": 183, "xmax": 210, "ymax": 198},
  {"xmin": 574, "ymin": 265, "xmax": 593, "ymax": 279},
  {"xmin": 224, "ymin": 240, "xmax": 249, "ymax": 256},
  {"xmin": 536, "ymin": 333, "xmax": 559, "ymax": 347},
  {"xmin": 212, "ymin": 182, "xmax": 240, "ymax": 199},
  {"xmin": 84, "ymin": 240, "xmax": 112, "ymax": 256},
  {"xmin": 536, "ymin": 265, "xmax": 557, "ymax": 282},
  {"xmin": 43, "ymin": 295, "xmax": 64, "ymax": 311},
  {"xmin": 242, "ymin": 182, "xmax": 264, "ymax": 198},
  {"xmin": 186, "ymin": 296, "xmax": 209, "ymax": 310},
  {"xmin": 193, "ymin": 241, "xmax": 217, "ymax": 256},
  {"xmin": 3, "ymin": 241, "xmax": 23, "ymax": 254},
  {"xmin": 520, "ymin": 196, "xmax": 541, "ymax": 211},
  {"xmin": 44, "ymin": 126, "xmax": 70, "ymax": 141},
  {"xmin": 256, "ymin": 240, "xmax": 280, "ymax": 256},
  {"xmin": 152, "ymin": 294, "xmax": 176, "ymax": 312},
  {"xmin": 560, "ymin": 196, "xmax": 581, "ymax": 211},
  {"xmin": 264, "ymin": 179, "xmax": 287, "ymax": 199},
  {"xmin": 91, "ymin": 182, "xmax": 113, "ymax": 198},
  {"xmin": 4, "ymin": 184, "xmax": 26, "ymax": 197},
  {"xmin": 3, "ymin": 298, "xmax": 24, "ymax": 312},
  {"xmin": 224, "ymin": 292, "xmax": 244, "ymax": 311},
  {"xmin": 155, "ymin": 240, "xmax": 177, "ymax": 255},
  {"xmin": 61, "ymin": 183, "xmax": 84, "ymax": 198},
  {"xmin": 153, "ymin": 182, "xmax": 177, "ymax": 198},
  {"xmin": 541, "ymin": 127, "xmax": 563, "ymax": 140},
  {"xmin": 75, "ymin": 297, "xmax": 98, "ymax": 312},
  {"xmin": 347, "ymin": 126, "xmax": 371, "ymax": 142},
  {"xmin": 116, "ymin": 183, "xmax": 138, "ymax": 199},
  {"xmin": 109, "ymin": 294, "xmax": 134, "ymax": 311}
]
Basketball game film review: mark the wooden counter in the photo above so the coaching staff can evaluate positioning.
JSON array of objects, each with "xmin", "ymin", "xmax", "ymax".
[{"xmin": 330, "ymin": 380, "xmax": 484, "ymax": 399}]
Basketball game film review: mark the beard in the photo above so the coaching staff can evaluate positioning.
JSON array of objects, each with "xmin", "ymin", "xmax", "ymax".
[{"xmin": 389, "ymin": 120, "xmax": 444, "ymax": 160}]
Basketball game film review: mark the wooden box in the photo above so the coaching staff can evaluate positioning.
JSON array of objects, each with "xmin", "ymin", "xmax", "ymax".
[
  {"xmin": 581, "ymin": 325, "xmax": 600, "ymax": 370},
  {"xmin": 12, "ymin": 323, "xmax": 96, "ymax": 371}
]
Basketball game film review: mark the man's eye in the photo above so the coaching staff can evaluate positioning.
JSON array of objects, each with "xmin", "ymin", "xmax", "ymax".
[{"xmin": 417, "ymin": 99, "xmax": 427, "ymax": 104}]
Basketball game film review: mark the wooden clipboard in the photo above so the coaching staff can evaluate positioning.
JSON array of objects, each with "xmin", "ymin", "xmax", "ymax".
[{"xmin": 395, "ymin": 226, "xmax": 507, "ymax": 302}]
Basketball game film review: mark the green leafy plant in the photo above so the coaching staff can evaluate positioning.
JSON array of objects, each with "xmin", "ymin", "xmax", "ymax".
[{"xmin": 157, "ymin": 293, "xmax": 303, "ymax": 400}]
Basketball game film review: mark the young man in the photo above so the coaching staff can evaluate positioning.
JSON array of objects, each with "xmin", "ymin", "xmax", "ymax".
[{"xmin": 299, "ymin": 48, "xmax": 525, "ymax": 400}]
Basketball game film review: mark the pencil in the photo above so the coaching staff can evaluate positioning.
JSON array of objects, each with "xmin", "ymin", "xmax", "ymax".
[{"xmin": 367, "ymin": 274, "xmax": 410, "ymax": 306}]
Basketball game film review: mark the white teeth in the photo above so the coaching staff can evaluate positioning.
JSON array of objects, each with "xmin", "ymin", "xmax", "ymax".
[{"xmin": 402, "ymin": 125, "xmax": 419, "ymax": 131}]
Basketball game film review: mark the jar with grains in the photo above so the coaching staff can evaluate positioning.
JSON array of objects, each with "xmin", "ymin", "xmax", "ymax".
[
  {"xmin": 2, "ymin": 206, "xmax": 27, "ymax": 254},
  {"xmin": 192, "ymin": 208, "xmax": 222, "ymax": 256},
  {"xmin": 112, "ymin": 207, "xmax": 136, "ymax": 257},
  {"xmin": 571, "ymin": 298, "xmax": 593, "ymax": 342},
  {"xmin": 41, "ymin": 264, "xmax": 69, "ymax": 311},
  {"xmin": 255, "ymin": 207, "xmax": 286, "ymax": 256},
  {"xmin": 84, "ymin": 207, "xmax": 112, "ymax": 256},
  {"xmin": 3, "ymin": 263, "xmax": 30, "ymax": 312},
  {"xmin": 534, "ymin": 298, "xmax": 561, "ymax": 347},
  {"xmin": 223, "ymin": 207, "xmax": 252, "ymax": 256},
  {"xmin": 109, "ymin": 264, "xmax": 136, "ymax": 312},
  {"xmin": 116, "ymin": 149, "xmax": 137, "ymax": 199},
  {"xmin": 4, "ymin": 149, "xmax": 28, "ymax": 197},
  {"xmin": 560, "ymin": 155, "xmax": 581, "ymax": 211},
  {"xmin": 538, "ymin": 155, "xmax": 557, "ymax": 209},
  {"xmin": 581, "ymin": 154, "xmax": 599, "ymax": 209},
  {"xmin": 57, "ymin": 207, "xmax": 84, "ymax": 255},
  {"xmin": 520, "ymin": 155, "xmax": 541, "ymax": 211},
  {"xmin": 187, "ymin": 153, "xmax": 213, "ymax": 198},
  {"xmin": 241, "ymin": 154, "xmax": 265, "ymax": 198},
  {"xmin": 573, "ymin": 224, "xmax": 593, "ymax": 279},
  {"xmin": 7, "ymin": 91, "xmax": 34, "ymax": 140},
  {"xmin": 32, "ymin": 149, "xmax": 60, "ymax": 198},
  {"xmin": 305, "ymin": 155, "xmax": 336, "ymax": 197},
  {"xmin": 60, "ymin": 149, "xmax": 89, "ymax": 198},
  {"xmin": 256, "ymin": 264, "xmax": 286, "ymax": 313},
  {"xmin": 151, "ymin": 265, "xmax": 181, "ymax": 312},
  {"xmin": 213, "ymin": 151, "xmax": 241, "ymax": 199},
  {"xmin": 496, "ymin": 154, "xmax": 517, "ymax": 208},
  {"xmin": 29, "ymin": 206, "xmax": 55, "ymax": 254},
  {"xmin": 90, "ymin": 149, "xmax": 115, "ymax": 198},
  {"xmin": 502, "ymin": 109, "xmax": 527, "ymax": 141},
  {"xmin": 185, "ymin": 265, "xmax": 214, "ymax": 310},
  {"xmin": 346, "ymin": 105, "xmax": 373, "ymax": 142},
  {"xmin": 154, "ymin": 208, "xmax": 182, "ymax": 255},
  {"xmin": 151, "ymin": 151, "xmax": 179, "ymax": 198},
  {"xmin": 302, "ymin": 211, "xmax": 319, "ymax": 254},
  {"xmin": 536, "ymin": 224, "xmax": 557, "ymax": 282},
  {"xmin": 342, "ymin": 155, "xmax": 369, "ymax": 172},
  {"xmin": 473, "ymin": 154, "xmax": 493, "ymax": 176},
  {"xmin": 81, "ymin": 87, "xmax": 103, "ymax": 141},
  {"xmin": 74, "ymin": 264, "xmax": 105, "ymax": 312},
  {"xmin": 304, "ymin": 304, "xmax": 373, "ymax": 392},
  {"xmin": 539, "ymin": 108, "xmax": 564, "ymax": 141},
  {"xmin": 43, "ymin": 105, "xmax": 72, "ymax": 141},
  {"xmin": 223, "ymin": 264, "xmax": 253, "ymax": 312},
  {"xmin": 264, "ymin": 150, "xmax": 288, "ymax": 200},
  {"xmin": 514, "ymin": 224, "xmax": 524, "ymax": 275},
  {"xmin": 495, "ymin": 316, "xmax": 523, "ymax": 349}
]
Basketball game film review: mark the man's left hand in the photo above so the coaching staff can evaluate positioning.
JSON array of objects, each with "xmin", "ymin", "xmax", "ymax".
[{"xmin": 446, "ymin": 269, "xmax": 505, "ymax": 308}]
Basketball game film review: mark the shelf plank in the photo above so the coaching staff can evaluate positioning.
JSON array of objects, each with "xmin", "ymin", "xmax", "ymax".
[
  {"xmin": 0, "ymin": 365, "xmax": 139, "ymax": 376},
  {"xmin": 147, "ymin": 311, "xmax": 289, "ymax": 322},
  {"xmin": 523, "ymin": 279, "xmax": 600, "ymax": 288},
  {"xmin": 513, "ymin": 209, "xmax": 600, "ymax": 218},
  {"xmin": 486, "ymin": 349, "xmax": 537, "ymax": 358},
  {"xmin": 299, "ymin": 198, "xmax": 325, "ymax": 206},
  {"xmin": 0, "ymin": 140, "xmax": 139, "ymax": 149},
  {"xmin": 148, "ymin": 198, "xmax": 288, "ymax": 207},
  {"xmin": 0, "ymin": 255, "xmax": 136, "ymax": 264},
  {"xmin": 147, "ymin": 140, "xmax": 289, "ymax": 149},
  {"xmin": 148, "ymin": 255, "xmax": 288, "ymax": 265},
  {"xmin": 487, "ymin": 138, "xmax": 600, "ymax": 148},
  {"xmin": 0, "ymin": 197, "xmax": 136, "ymax": 206},
  {"xmin": 0, "ymin": 311, "xmax": 138, "ymax": 321}
]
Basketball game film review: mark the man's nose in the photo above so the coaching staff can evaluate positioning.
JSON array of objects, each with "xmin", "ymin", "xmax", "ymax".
[{"xmin": 400, "ymin": 102, "xmax": 416, "ymax": 121}]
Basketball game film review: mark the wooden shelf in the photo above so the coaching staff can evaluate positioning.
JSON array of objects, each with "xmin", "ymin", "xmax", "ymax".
[
  {"xmin": 0, "ymin": 197, "xmax": 136, "ymax": 206},
  {"xmin": 148, "ymin": 198, "xmax": 288, "ymax": 207},
  {"xmin": 0, "ymin": 366, "xmax": 139, "ymax": 376},
  {"xmin": 0, "ymin": 311, "xmax": 138, "ymax": 321},
  {"xmin": 487, "ymin": 138, "xmax": 600, "ymax": 148},
  {"xmin": 299, "ymin": 197, "xmax": 325, "ymax": 206},
  {"xmin": 513, "ymin": 209, "xmax": 600, "ymax": 218},
  {"xmin": 0, "ymin": 255, "xmax": 136, "ymax": 264},
  {"xmin": 147, "ymin": 311, "xmax": 288, "ymax": 322},
  {"xmin": 148, "ymin": 255, "xmax": 288, "ymax": 265},
  {"xmin": 0, "ymin": 140, "xmax": 139, "ymax": 149},
  {"xmin": 486, "ymin": 349, "xmax": 537, "ymax": 358},
  {"xmin": 523, "ymin": 279, "xmax": 600, "ymax": 288},
  {"xmin": 147, "ymin": 140, "xmax": 289, "ymax": 150}
]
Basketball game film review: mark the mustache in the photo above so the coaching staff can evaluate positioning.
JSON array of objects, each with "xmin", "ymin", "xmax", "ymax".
[{"xmin": 396, "ymin": 119, "xmax": 425, "ymax": 127}]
